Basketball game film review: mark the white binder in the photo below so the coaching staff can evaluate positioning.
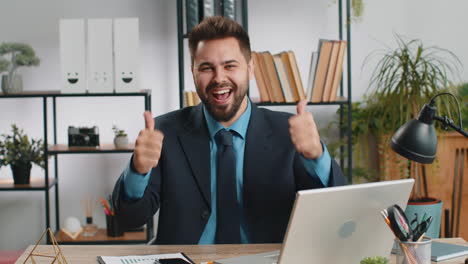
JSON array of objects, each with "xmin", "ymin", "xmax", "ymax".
[
  {"xmin": 87, "ymin": 19, "xmax": 114, "ymax": 93},
  {"xmin": 59, "ymin": 19, "xmax": 87, "ymax": 93},
  {"xmin": 113, "ymin": 18, "xmax": 139, "ymax": 93}
]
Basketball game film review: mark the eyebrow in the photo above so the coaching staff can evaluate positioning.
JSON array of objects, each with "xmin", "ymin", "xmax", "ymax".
[{"xmin": 197, "ymin": 60, "xmax": 239, "ymax": 68}]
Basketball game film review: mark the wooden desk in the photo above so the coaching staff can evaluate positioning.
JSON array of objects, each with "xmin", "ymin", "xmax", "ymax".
[{"xmin": 16, "ymin": 238, "xmax": 467, "ymax": 264}]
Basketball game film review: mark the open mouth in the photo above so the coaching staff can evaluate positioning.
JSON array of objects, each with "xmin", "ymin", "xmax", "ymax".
[
  {"xmin": 67, "ymin": 78, "xmax": 78, "ymax": 84},
  {"xmin": 211, "ymin": 88, "xmax": 232, "ymax": 104},
  {"xmin": 122, "ymin": 78, "xmax": 133, "ymax": 83}
]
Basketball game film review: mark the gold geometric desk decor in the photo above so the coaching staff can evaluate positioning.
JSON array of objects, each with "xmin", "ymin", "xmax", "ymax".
[{"xmin": 23, "ymin": 228, "xmax": 68, "ymax": 264}]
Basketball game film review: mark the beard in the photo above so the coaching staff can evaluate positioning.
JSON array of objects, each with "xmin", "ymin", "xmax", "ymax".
[{"xmin": 196, "ymin": 80, "xmax": 248, "ymax": 123}]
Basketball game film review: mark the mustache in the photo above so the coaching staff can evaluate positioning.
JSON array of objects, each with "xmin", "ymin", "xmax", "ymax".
[{"xmin": 206, "ymin": 81, "xmax": 235, "ymax": 93}]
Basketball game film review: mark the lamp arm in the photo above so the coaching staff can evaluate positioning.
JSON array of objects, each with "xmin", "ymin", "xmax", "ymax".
[
  {"xmin": 429, "ymin": 92, "xmax": 464, "ymax": 129},
  {"xmin": 433, "ymin": 115, "xmax": 468, "ymax": 137}
]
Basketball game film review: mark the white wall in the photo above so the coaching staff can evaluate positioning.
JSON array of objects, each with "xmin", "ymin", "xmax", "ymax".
[{"xmin": 0, "ymin": 0, "xmax": 467, "ymax": 250}]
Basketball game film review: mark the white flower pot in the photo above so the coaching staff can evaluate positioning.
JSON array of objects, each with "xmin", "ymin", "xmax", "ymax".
[
  {"xmin": 1, "ymin": 74, "xmax": 23, "ymax": 94},
  {"xmin": 113, "ymin": 136, "xmax": 129, "ymax": 148}
]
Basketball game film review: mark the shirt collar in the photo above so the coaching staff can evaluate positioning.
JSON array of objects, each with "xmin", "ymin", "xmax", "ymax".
[{"xmin": 203, "ymin": 99, "xmax": 251, "ymax": 140}]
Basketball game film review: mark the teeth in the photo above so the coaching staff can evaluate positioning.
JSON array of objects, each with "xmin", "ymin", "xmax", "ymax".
[{"xmin": 213, "ymin": 89, "xmax": 230, "ymax": 95}]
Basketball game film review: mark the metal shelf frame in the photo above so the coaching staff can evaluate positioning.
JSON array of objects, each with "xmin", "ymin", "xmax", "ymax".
[
  {"xmin": 176, "ymin": 0, "xmax": 353, "ymax": 181},
  {"xmin": 0, "ymin": 90, "xmax": 154, "ymax": 243}
]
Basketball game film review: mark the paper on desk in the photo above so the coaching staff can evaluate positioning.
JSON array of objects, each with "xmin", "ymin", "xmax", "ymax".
[{"xmin": 97, "ymin": 253, "xmax": 189, "ymax": 264}]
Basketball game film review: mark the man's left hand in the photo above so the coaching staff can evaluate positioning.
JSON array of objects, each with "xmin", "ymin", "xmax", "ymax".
[{"xmin": 288, "ymin": 100, "xmax": 323, "ymax": 160}]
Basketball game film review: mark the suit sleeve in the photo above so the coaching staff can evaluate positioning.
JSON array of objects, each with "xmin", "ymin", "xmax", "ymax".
[
  {"xmin": 293, "ymin": 146, "xmax": 347, "ymax": 191},
  {"xmin": 299, "ymin": 142, "xmax": 332, "ymax": 186},
  {"xmin": 112, "ymin": 163, "xmax": 162, "ymax": 230},
  {"xmin": 112, "ymin": 117, "xmax": 164, "ymax": 230}
]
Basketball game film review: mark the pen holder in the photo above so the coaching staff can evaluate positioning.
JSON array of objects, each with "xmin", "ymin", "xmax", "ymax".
[
  {"xmin": 106, "ymin": 215, "xmax": 124, "ymax": 237},
  {"xmin": 395, "ymin": 238, "xmax": 432, "ymax": 264}
]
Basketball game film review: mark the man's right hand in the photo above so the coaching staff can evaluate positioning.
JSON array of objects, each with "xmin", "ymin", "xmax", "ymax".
[{"xmin": 132, "ymin": 111, "xmax": 164, "ymax": 174}]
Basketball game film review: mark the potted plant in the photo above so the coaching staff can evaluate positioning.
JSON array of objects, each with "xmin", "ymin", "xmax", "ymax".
[
  {"xmin": 112, "ymin": 125, "xmax": 129, "ymax": 148},
  {"xmin": 360, "ymin": 35, "xmax": 461, "ymax": 238},
  {"xmin": 0, "ymin": 124, "xmax": 45, "ymax": 184},
  {"xmin": 322, "ymin": 102, "xmax": 379, "ymax": 183},
  {"xmin": 457, "ymin": 82, "xmax": 468, "ymax": 126},
  {"xmin": 331, "ymin": 0, "xmax": 365, "ymax": 22},
  {"xmin": 0, "ymin": 42, "xmax": 40, "ymax": 94},
  {"xmin": 360, "ymin": 256, "xmax": 389, "ymax": 264}
]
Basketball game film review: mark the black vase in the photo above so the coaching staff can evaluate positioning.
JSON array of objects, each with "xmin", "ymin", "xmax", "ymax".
[{"xmin": 11, "ymin": 163, "xmax": 32, "ymax": 184}]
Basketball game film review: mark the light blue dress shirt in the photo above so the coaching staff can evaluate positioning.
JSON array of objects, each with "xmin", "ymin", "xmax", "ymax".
[{"xmin": 122, "ymin": 100, "xmax": 332, "ymax": 244}]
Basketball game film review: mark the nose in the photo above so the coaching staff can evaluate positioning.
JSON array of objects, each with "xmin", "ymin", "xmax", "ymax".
[{"xmin": 213, "ymin": 67, "xmax": 227, "ymax": 83}]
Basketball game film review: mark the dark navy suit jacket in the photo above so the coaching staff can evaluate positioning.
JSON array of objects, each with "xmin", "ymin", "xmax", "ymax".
[{"xmin": 113, "ymin": 103, "xmax": 346, "ymax": 244}]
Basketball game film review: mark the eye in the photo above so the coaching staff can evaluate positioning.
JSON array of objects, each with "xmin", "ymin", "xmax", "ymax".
[
  {"xmin": 200, "ymin": 66, "xmax": 213, "ymax": 72},
  {"xmin": 225, "ymin": 64, "xmax": 237, "ymax": 70}
]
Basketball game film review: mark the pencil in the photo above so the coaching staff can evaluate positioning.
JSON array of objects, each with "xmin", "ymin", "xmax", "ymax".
[{"xmin": 100, "ymin": 198, "xmax": 113, "ymax": 215}]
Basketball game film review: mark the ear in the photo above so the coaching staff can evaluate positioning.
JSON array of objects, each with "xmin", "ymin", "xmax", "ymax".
[
  {"xmin": 247, "ymin": 56, "xmax": 254, "ymax": 81},
  {"xmin": 191, "ymin": 60, "xmax": 196, "ymax": 79}
]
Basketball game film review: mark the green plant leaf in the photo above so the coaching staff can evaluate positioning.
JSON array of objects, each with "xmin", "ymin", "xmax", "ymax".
[{"xmin": 0, "ymin": 124, "xmax": 45, "ymax": 168}]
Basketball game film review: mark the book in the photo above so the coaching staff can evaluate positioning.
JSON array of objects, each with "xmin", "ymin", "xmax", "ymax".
[
  {"xmin": 252, "ymin": 52, "xmax": 270, "ymax": 102},
  {"xmin": 431, "ymin": 241, "xmax": 468, "ymax": 261},
  {"xmin": 273, "ymin": 54, "xmax": 294, "ymax": 103},
  {"xmin": 282, "ymin": 51, "xmax": 303, "ymax": 101},
  {"xmin": 185, "ymin": 0, "xmax": 199, "ymax": 33},
  {"xmin": 328, "ymin": 40, "xmax": 347, "ymax": 102},
  {"xmin": 261, "ymin": 51, "xmax": 285, "ymax": 103},
  {"xmin": 97, "ymin": 252, "xmax": 194, "ymax": 264},
  {"xmin": 187, "ymin": 91, "xmax": 194, "ymax": 106},
  {"xmin": 321, "ymin": 41, "xmax": 340, "ymax": 102},
  {"xmin": 222, "ymin": 0, "xmax": 237, "ymax": 20},
  {"xmin": 311, "ymin": 40, "xmax": 333, "ymax": 102},
  {"xmin": 306, "ymin": 51, "xmax": 319, "ymax": 101},
  {"xmin": 200, "ymin": 0, "xmax": 215, "ymax": 19}
]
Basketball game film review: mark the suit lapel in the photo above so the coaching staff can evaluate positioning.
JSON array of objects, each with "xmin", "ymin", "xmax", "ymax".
[
  {"xmin": 243, "ymin": 104, "xmax": 273, "ymax": 197},
  {"xmin": 178, "ymin": 105, "xmax": 212, "ymax": 208}
]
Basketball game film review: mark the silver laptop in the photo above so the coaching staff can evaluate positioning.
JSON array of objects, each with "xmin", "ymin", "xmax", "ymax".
[{"xmin": 216, "ymin": 179, "xmax": 414, "ymax": 264}]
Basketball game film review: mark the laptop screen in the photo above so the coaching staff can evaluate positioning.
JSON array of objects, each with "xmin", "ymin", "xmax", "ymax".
[{"xmin": 279, "ymin": 179, "xmax": 414, "ymax": 264}]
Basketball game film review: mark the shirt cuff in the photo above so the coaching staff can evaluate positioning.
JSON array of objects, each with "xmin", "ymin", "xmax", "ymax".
[
  {"xmin": 299, "ymin": 142, "xmax": 332, "ymax": 187},
  {"xmin": 122, "ymin": 159, "xmax": 152, "ymax": 199}
]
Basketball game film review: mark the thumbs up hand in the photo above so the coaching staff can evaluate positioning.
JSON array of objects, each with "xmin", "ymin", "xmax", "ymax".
[
  {"xmin": 288, "ymin": 100, "xmax": 323, "ymax": 160},
  {"xmin": 132, "ymin": 111, "xmax": 164, "ymax": 174}
]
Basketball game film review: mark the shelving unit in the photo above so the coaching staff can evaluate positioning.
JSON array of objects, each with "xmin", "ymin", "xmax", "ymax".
[
  {"xmin": 0, "ymin": 90, "xmax": 154, "ymax": 244},
  {"xmin": 176, "ymin": 0, "xmax": 353, "ymax": 181},
  {"xmin": 55, "ymin": 228, "xmax": 148, "ymax": 245}
]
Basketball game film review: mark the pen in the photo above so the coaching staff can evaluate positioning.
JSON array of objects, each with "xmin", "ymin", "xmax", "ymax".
[
  {"xmin": 207, "ymin": 261, "xmax": 222, "ymax": 264},
  {"xmin": 101, "ymin": 198, "xmax": 114, "ymax": 215},
  {"xmin": 108, "ymin": 195, "xmax": 113, "ymax": 211}
]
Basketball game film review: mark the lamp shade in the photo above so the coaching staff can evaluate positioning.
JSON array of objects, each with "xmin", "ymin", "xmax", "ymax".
[{"xmin": 390, "ymin": 119, "xmax": 437, "ymax": 164}]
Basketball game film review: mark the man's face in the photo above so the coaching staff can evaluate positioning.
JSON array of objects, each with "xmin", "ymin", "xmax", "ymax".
[{"xmin": 192, "ymin": 37, "xmax": 253, "ymax": 123}]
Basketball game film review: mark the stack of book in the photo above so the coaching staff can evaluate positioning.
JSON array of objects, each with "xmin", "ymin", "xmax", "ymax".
[
  {"xmin": 186, "ymin": 0, "xmax": 241, "ymax": 32},
  {"xmin": 306, "ymin": 39, "xmax": 347, "ymax": 103},
  {"xmin": 252, "ymin": 51, "xmax": 306, "ymax": 103}
]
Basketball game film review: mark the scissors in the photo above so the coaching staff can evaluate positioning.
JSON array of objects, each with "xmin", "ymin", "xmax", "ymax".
[{"xmin": 412, "ymin": 216, "xmax": 433, "ymax": 241}]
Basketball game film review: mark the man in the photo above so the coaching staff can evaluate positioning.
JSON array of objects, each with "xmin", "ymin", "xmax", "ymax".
[{"xmin": 112, "ymin": 16, "xmax": 346, "ymax": 245}]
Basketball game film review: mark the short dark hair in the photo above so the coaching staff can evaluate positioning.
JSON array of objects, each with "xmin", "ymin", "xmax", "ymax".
[{"xmin": 188, "ymin": 16, "xmax": 251, "ymax": 64}]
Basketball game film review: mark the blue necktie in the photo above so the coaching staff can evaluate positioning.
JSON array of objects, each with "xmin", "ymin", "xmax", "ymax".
[{"xmin": 215, "ymin": 129, "xmax": 241, "ymax": 244}]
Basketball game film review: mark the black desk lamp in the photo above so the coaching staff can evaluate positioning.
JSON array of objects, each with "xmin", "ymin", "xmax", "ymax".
[{"xmin": 390, "ymin": 92, "xmax": 467, "ymax": 164}]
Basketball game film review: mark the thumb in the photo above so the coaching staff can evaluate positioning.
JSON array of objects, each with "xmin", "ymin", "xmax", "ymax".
[
  {"xmin": 144, "ymin": 111, "xmax": 155, "ymax": 130},
  {"xmin": 296, "ymin": 100, "xmax": 307, "ymax": 115}
]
